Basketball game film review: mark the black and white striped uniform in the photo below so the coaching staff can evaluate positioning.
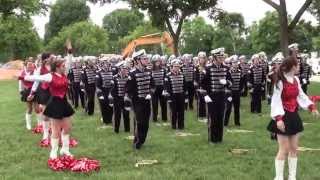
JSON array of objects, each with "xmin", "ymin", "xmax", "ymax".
[
  {"xmin": 181, "ymin": 65, "xmax": 195, "ymax": 110},
  {"xmin": 195, "ymin": 66, "xmax": 207, "ymax": 118},
  {"xmin": 81, "ymin": 66, "xmax": 96, "ymax": 115},
  {"xmin": 299, "ymin": 62, "xmax": 311, "ymax": 94},
  {"xmin": 240, "ymin": 62, "xmax": 249, "ymax": 96},
  {"xmin": 165, "ymin": 71, "xmax": 186, "ymax": 129},
  {"xmin": 127, "ymin": 67, "xmax": 153, "ymax": 149},
  {"xmin": 151, "ymin": 68, "xmax": 167, "ymax": 122},
  {"xmin": 111, "ymin": 74, "xmax": 130, "ymax": 133},
  {"xmin": 68, "ymin": 67, "xmax": 85, "ymax": 108},
  {"xmin": 201, "ymin": 63, "xmax": 233, "ymax": 143},
  {"xmin": 224, "ymin": 67, "xmax": 242, "ymax": 126},
  {"xmin": 96, "ymin": 69, "xmax": 114, "ymax": 124},
  {"xmin": 248, "ymin": 65, "xmax": 265, "ymax": 113}
]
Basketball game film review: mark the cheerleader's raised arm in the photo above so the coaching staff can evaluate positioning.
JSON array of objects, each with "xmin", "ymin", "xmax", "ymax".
[{"xmin": 25, "ymin": 73, "xmax": 53, "ymax": 83}]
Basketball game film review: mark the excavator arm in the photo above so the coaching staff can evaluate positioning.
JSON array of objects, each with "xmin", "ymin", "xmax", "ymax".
[{"xmin": 122, "ymin": 31, "xmax": 174, "ymax": 58}]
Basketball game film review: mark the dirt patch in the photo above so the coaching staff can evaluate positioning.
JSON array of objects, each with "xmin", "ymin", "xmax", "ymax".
[{"xmin": 0, "ymin": 69, "xmax": 20, "ymax": 80}]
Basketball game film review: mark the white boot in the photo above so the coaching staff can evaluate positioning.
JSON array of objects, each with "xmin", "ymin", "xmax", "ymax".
[
  {"xmin": 288, "ymin": 157, "xmax": 297, "ymax": 180},
  {"xmin": 60, "ymin": 134, "xmax": 72, "ymax": 156},
  {"xmin": 42, "ymin": 120, "xmax": 49, "ymax": 140},
  {"xmin": 25, "ymin": 113, "xmax": 32, "ymax": 130},
  {"xmin": 49, "ymin": 138, "xmax": 59, "ymax": 159},
  {"xmin": 274, "ymin": 159, "xmax": 285, "ymax": 180},
  {"xmin": 36, "ymin": 113, "xmax": 42, "ymax": 126}
]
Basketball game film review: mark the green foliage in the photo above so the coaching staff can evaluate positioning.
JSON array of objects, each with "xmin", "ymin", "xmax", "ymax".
[
  {"xmin": 44, "ymin": 0, "xmax": 90, "ymax": 43},
  {"xmin": 0, "ymin": 16, "xmax": 41, "ymax": 62},
  {"xmin": 1, "ymin": 80, "xmax": 320, "ymax": 179},
  {"xmin": 46, "ymin": 21, "xmax": 109, "ymax": 56},
  {"xmin": 0, "ymin": 0, "xmax": 47, "ymax": 18},
  {"xmin": 309, "ymin": 0, "xmax": 320, "ymax": 22},
  {"xmin": 103, "ymin": 9, "xmax": 144, "ymax": 41},
  {"xmin": 118, "ymin": 22, "xmax": 162, "ymax": 54},
  {"xmin": 180, "ymin": 17, "xmax": 214, "ymax": 55}
]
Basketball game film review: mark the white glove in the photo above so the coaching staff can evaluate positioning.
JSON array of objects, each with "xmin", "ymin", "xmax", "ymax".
[
  {"xmin": 98, "ymin": 96, "xmax": 104, "ymax": 100},
  {"xmin": 162, "ymin": 90, "xmax": 168, "ymax": 96},
  {"xmin": 185, "ymin": 99, "xmax": 189, "ymax": 103},
  {"xmin": 302, "ymin": 78, "xmax": 307, "ymax": 84},
  {"xmin": 124, "ymin": 96, "xmax": 131, "ymax": 102},
  {"xmin": 261, "ymin": 87, "xmax": 265, "ymax": 91},
  {"xmin": 249, "ymin": 89, "xmax": 253, "ymax": 93},
  {"xmin": 145, "ymin": 94, "xmax": 152, "ymax": 100},
  {"xmin": 227, "ymin": 97, "xmax": 232, "ymax": 102},
  {"xmin": 204, "ymin": 95, "xmax": 212, "ymax": 103},
  {"xmin": 219, "ymin": 79, "xmax": 227, "ymax": 85},
  {"xmin": 267, "ymin": 78, "xmax": 271, "ymax": 83},
  {"xmin": 193, "ymin": 82, "xmax": 198, "ymax": 87},
  {"xmin": 125, "ymin": 107, "xmax": 131, "ymax": 111}
]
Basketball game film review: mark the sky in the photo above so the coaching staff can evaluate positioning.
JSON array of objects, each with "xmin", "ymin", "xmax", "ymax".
[{"xmin": 32, "ymin": 0, "xmax": 318, "ymax": 38}]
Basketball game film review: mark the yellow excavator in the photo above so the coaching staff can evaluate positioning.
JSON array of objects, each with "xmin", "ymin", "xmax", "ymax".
[{"xmin": 122, "ymin": 31, "xmax": 175, "ymax": 58}]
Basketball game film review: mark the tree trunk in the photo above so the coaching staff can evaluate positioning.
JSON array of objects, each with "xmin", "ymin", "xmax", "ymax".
[
  {"xmin": 279, "ymin": 0, "xmax": 289, "ymax": 57},
  {"xmin": 172, "ymin": 35, "xmax": 179, "ymax": 56}
]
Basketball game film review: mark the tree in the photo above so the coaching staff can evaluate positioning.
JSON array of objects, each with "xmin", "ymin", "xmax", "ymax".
[
  {"xmin": 309, "ymin": 0, "xmax": 320, "ymax": 22},
  {"xmin": 88, "ymin": 0, "xmax": 219, "ymax": 56},
  {"xmin": 262, "ymin": 0, "xmax": 313, "ymax": 56},
  {"xmin": 46, "ymin": 21, "xmax": 109, "ymax": 56},
  {"xmin": 180, "ymin": 17, "xmax": 214, "ymax": 54},
  {"xmin": 0, "ymin": 0, "xmax": 48, "ymax": 19},
  {"xmin": 247, "ymin": 11, "xmax": 317, "ymax": 56},
  {"xmin": 0, "ymin": 16, "xmax": 42, "ymax": 62},
  {"xmin": 214, "ymin": 12, "xmax": 245, "ymax": 54},
  {"xmin": 44, "ymin": 0, "xmax": 90, "ymax": 43},
  {"xmin": 103, "ymin": 9, "xmax": 144, "ymax": 41}
]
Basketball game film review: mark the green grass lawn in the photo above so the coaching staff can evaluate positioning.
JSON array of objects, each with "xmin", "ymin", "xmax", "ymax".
[{"xmin": 0, "ymin": 80, "xmax": 319, "ymax": 180}]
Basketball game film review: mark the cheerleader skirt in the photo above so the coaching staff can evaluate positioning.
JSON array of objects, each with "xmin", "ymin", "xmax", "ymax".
[
  {"xmin": 267, "ymin": 110, "xmax": 304, "ymax": 136},
  {"xmin": 35, "ymin": 88, "xmax": 51, "ymax": 105},
  {"xmin": 20, "ymin": 88, "xmax": 33, "ymax": 102},
  {"xmin": 44, "ymin": 96, "xmax": 75, "ymax": 119}
]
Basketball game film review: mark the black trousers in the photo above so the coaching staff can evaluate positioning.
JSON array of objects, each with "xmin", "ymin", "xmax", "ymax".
[
  {"xmin": 184, "ymin": 82, "xmax": 195, "ymax": 110},
  {"xmin": 85, "ymin": 84, "xmax": 96, "ymax": 115},
  {"xmin": 67, "ymin": 83, "xmax": 74, "ymax": 104},
  {"xmin": 114, "ymin": 96, "xmax": 130, "ymax": 133},
  {"xmin": 208, "ymin": 92, "xmax": 225, "ymax": 143},
  {"xmin": 133, "ymin": 99, "xmax": 151, "ymax": 149},
  {"xmin": 267, "ymin": 81, "xmax": 273, "ymax": 105},
  {"xmin": 72, "ymin": 82, "xmax": 85, "ymax": 108},
  {"xmin": 152, "ymin": 86, "xmax": 167, "ymax": 122},
  {"xmin": 251, "ymin": 84, "xmax": 262, "ymax": 113},
  {"xmin": 97, "ymin": 89, "xmax": 113, "ymax": 124},
  {"xmin": 224, "ymin": 91, "xmax": 241, "ymax": 126},
  {"xmin": 197, "ymin": 92, "xmax": 206, "ymax": 118},
  {"xmin": 241, "ymin": 75, "xmax": 248, "ymax": 97},
  {"xmin": 170, "ymin": 93, "xmax": 185, "ymax": 129}
]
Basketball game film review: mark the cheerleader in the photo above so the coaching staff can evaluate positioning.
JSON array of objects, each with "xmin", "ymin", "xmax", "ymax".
[
  {"xmin": 18, "ymin": 58, "xmax": 36, "ymax": 130},
  {"xmin": 267, "ymin": 56, "xmax": 319, "ymax": 180},
  {"xmin": 28, "ymin": 53, "xmax": 52, "ymax": 140},
  {"xmin": 25, "ymin": 57, "xmax": 75, "ymax": 159}
]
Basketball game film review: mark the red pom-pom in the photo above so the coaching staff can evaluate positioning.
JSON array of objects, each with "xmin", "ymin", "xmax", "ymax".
[
  {"xmin": 32, "ymin": 124, "xmax": 43, "ymax": 134},
  {"xmin": 39, "ymin": 138, "xmax": 51, "ymax": 148},
  {"xmin": 48, "ymin": 156, "xmax": 76, "ymax": 171},
  {"xmin": 70, "ymin": 158, "xmax": 100, "ymax": 173}
]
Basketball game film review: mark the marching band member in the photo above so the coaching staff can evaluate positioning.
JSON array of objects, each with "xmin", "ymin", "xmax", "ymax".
[
  {"xmin": 165, "ymin": 59, "xmax": 186, "ymax": 130},
  {"xmin": 126, "ymin": 49, "xmax": 154, "ymax": 149},
  {"xmin": 195, "ymin": 52, "xmax": 207, "ymax": 122},
  {"xmin": 111, "ymin": 60, "xmax": 131, "ymax": 133},
  {"xmin": 248, "ymin": 54, "xmax": 265, "ymax": 114},
  {"xmin": 151, "ymin": 54, "xmax": 167, "ymax": 122},
  {"xmin": 224, "ymin": 55, "xmax": 243, "ymax": 126},
  {"xmin": 181, "ymin": 54, "xmax": 195, "ymax": 110},
  {"xmin": 81, "ymin": 57, "xmax": 96, "ymax": 115},
  {"xmin": 299, "ymin": 54, "xmax": 312, "ymax": 94},
  {"xmin": 96, "ymin": 58, "xmax": 114, "ymax": 125},
  {"xmin": 239, "ymin": 55, "xmax": 249, "ymax": 97},
  {"xmin": 267, "ymin": 56, "xmax": 319, "ymax": 180},
  {"xmin": 68, "ymin": 58, "xmax": 85, "ymax": 109},
  {"xmin": 201, "ymin": 48, "xmax": 233, "ymax": 143}
]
